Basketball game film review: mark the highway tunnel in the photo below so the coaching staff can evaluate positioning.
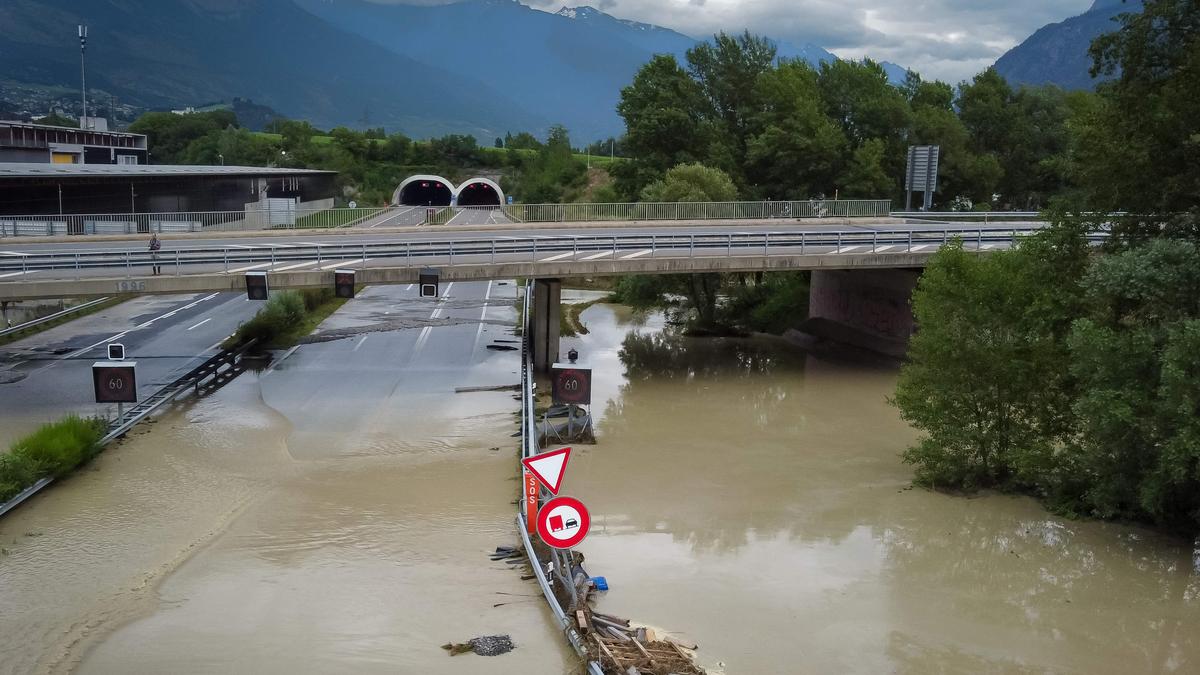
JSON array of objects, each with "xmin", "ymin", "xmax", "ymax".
[
  {"xmin": 394, "ymin": 175, "xmax": 453, "ymax": 206},
  {"xmin": 456, "ymin": 178, "xmax": 504, "ymax": 207}
]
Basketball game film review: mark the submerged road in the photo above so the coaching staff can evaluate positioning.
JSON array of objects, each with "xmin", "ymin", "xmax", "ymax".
[{"xmin": 0, "ymin": 292, "xmax": 259, "ymax": 444}]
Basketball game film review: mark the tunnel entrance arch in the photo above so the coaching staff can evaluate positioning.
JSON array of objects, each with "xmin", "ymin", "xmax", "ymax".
[
  {"xmin": 394, "ymin": 175, "xmax": 454, "ymax": 206},
  {"xmin": 456, "ymin": 178, "xmax": 505, "ymax": 207}
]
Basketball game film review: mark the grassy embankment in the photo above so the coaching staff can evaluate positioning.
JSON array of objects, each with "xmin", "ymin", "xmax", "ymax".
[
  {"xmin": 0, "ymin": 296, "xmax": 129, "ymax": 347},
  {"xmin": 0, "ymin": 416, "xmax": 108, "ymax": 504},
  {"xmin": 223, "ymin": 287, "xmax": 356, "ymax": 350}
]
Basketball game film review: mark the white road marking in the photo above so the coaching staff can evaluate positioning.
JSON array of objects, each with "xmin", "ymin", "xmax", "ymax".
[
  {"xmin": 836, "ymin": 245, "xmax": 865, "ymax": 254},
  {"xmin": 472, "ymin": 280, "xmax": 494, "ymax": 355},
  {"xmin": 187, "ymin": 318, "xmax": 212, "ymax": 331},
  {"xmin": 0, "ymin": 251, "xmax": 28, "ymax": 256},
  {"xmin": 621, "ymin": 249, "xmax": 652, "ymax": 260},
  {"xmin": 227, "ymin": 262, "xmax": 272, "ymax": 274},
  {"xmin": 320, "ymin": 259, "xmax": 372, "ymax": 270},
  {"xmin": 0, "ymin": 270, "xmax": 35, "ymax": 278},
  {"xmin": 540, "ymin": 252, "xmax": 575, "ymax": 262},
  {"xmin": 873, "ymin": 245, "xmax": 899, "ymax": 253},
  {"xmin": 441, "ymin": 281, "xmax": 455, "ymax": 298},
  {"xmin": 353, "ymin": 335, "xmax": 369, "ymax": 352},
  {"xmin": 911, "ymin": 244, "xmax": 938, "ymax": 252},
  {"xmin": 227, "ymin": 244, "xmax": 263, "ymax": 249},
  {"xmin": 274, "ymin": 260, "xmax": 318, "ymax": 271},
  {"xmin": 405, "ymin": 284, "xmax": 414, "ymax": 291},
  {"xmin": 981, "ymin": 243, "xmax": 1001, "ymax": 250},
  {"xmin": 580, "ymin": 251, "xmax": 614, "ymax": 261}
]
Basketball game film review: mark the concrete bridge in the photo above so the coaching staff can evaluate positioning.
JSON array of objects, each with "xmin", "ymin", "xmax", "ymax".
[{"xmin": 0, "ymin": 215, "xmax": 1071, "ymax": 362}]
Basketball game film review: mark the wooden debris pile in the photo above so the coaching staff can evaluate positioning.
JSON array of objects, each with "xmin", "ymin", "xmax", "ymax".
[{"xmin": 576, "ymin": 610, "xmax": 705, "ymax": 675}]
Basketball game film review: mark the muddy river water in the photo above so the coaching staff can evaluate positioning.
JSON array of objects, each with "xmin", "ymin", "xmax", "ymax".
[{"xmin": 2, "ymin": 290, "xmax": 1198, "ymax": 674}]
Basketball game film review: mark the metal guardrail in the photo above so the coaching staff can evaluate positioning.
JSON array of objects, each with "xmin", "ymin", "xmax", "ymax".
[
  {"xmin": 0, "ymin": 200, "xmax": 897, "ymax": 238},
  {"xmin": 0, "ymin": 296, "xmax": 111, "ymax": 337},
  {"xmin": 0, "ymin": 207, "xmax": 391, "ymax": 236},
  {"xmin": 500, "ymin": 199, "xmax": 892, "ymax": 223},
  {"xmin": 0, "ymin": 225, "xmax": 1076, "ymax": 279},
  {"xmin": 516, "ymin": 282, "xmax": 603, "ymax": 675}
]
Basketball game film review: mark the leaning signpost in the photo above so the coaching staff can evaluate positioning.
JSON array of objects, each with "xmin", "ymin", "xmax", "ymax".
[{"xmin": 905, "ymin": 144, "xmax": 940, "ymax": 211}]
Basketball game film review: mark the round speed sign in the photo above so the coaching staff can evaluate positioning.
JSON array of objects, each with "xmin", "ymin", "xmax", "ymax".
[{"xmin": 552, "ymin": 367, "xmax": 591, "ymax": 405}]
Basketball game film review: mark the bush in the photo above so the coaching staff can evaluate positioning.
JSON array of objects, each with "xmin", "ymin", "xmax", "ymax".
[
  {"xmin": 0, "ymin": 415, "xmax": 107, "ymax": 503},
  {"xmin": 299, "ymin": 287, "xmax": 334, "ymax": 311},
  {"xmin": 229, "ymin": 290, "xmax": 307, "ymax": 347}
]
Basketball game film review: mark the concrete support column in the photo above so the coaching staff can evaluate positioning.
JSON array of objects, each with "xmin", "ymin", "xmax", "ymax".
[
  {"xmin": 531, "ymin": 278, "xmax": 561, "ymax": 373},
  {"xmin": 802, "ymin": 269, "xmax": 920, "ymax": 358}
]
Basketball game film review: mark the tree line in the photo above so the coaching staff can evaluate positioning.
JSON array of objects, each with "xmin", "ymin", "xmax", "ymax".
[{"xmin": 895, "ymin": 0, "xmax": 1200, "ymax": 535}]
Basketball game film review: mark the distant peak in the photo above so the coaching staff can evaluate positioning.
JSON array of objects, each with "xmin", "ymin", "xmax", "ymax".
[{"xmin": 556, "ymin": 6, "xmax": 600, "ymax": 20}]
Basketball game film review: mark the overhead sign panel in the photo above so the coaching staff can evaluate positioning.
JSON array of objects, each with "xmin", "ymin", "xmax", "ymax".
[
  {"xmin": 905, "ymin": 145, "xmax": 940, "ymax": 193},
  {"xmin": 522, "ymin": 446, "xmax": 571, "ymax": 495}
]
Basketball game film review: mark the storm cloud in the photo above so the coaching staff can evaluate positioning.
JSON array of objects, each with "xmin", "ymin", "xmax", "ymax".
[{"xmin": 374, "ymin": 0, "xmax": 1098, "ymax": 82}]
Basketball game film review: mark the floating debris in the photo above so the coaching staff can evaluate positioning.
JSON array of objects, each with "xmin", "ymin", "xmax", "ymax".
[{"xmin": 442, "ymin": 635, "xmax": 515, "ymax": 657}]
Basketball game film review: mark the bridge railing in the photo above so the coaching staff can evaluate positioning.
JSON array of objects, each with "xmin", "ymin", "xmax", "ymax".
[
  {"xmin": 0, "ymin": 225, "xmax": 1097, "ymax": 279},
  {"xmin": 0, "ymin": 206, "xmax": 392, "ymax": 237},
  {"xmin": 497, "ymin": 199, "xmax": 892, "ymax": 224}
]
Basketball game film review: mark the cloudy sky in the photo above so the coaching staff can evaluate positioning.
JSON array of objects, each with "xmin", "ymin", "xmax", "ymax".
[{"xmin": 378, "ymin": 0, "xmax": 1098, "ymax": 82}]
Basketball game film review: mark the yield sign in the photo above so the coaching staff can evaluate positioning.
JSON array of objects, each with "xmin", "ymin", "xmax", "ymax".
[{"xmin": 522, "ymin": 447, "xmax": 571, "ymax": 495}]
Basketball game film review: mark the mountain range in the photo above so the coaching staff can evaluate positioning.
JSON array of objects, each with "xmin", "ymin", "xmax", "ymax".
[
  {"xmin": 0, "ymin": 0, "xmax": 910, "ymax": 141},
  {"xmin": 994, "ymin": 0, "xmax": 1142, "ymax": 90}
]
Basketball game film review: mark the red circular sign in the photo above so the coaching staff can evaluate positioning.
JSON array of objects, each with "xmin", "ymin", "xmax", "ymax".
[
  {"xmin": 536, "ymin": 496, "xmax": 591, "ymax": 550},
  {"xmin": 554, "ymin": 368, "xmax": 591, "ymax": 405}
]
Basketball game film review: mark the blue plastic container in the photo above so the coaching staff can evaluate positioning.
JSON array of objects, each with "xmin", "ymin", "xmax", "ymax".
[{"xmin": 592, "ymin": 576, "xmax": 609, "ymax": 591}]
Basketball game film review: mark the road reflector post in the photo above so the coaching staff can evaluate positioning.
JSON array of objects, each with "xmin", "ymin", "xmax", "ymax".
[
  {"xmin": 246, "ymin": 271, "xmax": 269, "ymax": 300},
  {"xmin": 419, "ymin": 268, "xmax": 439, "ymax": 298},
  {"xmin": 334, "ymin": 269, "xmax": 356, "ymax": 299},
  {"xmin": 93, "ymin": 361, "xmax": 137, "ymax": 404}
]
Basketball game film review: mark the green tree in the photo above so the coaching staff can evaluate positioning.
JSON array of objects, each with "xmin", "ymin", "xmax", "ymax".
[
  {"xmin": 1072, "ymin": 0, "xmax": 1200, "ymax": 241},
  {"xmin": 617, "ymin": 54, "xmax": 711, "ymax": 177},
  {"xmin": 640, "ymin": 163, "xmax": 737, "ymax": 202},
  {"xmin": 744, "ymin": 60, "xmax": 846, "ymax": 199},
  {"xmin": 1066, "ymin": 240, "xmax": 1200, "ymax": 529},
  {"xmin": 894, "ymin": 225, "xmax": 1089, "ymax": 490},
  {"xmin": 906, "ymin": 72, "xmax": 1002, "ymax": 207},
  {"xmin": 129, "ymin": 110, "xmax": 238, "ymax": 163}
]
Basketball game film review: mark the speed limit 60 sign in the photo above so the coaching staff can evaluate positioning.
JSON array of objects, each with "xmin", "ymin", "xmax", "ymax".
[
  {"xmin": 551, "ymin": 365, "xmax": 591, "ymax": 406},
  {"xmin": 92, "ymin": 361, "xmax": 137, "ymax": 404}
]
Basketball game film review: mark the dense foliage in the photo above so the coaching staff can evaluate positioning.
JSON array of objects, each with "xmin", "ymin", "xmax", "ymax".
[
  {"xmin": 614, "ymin": 30, "xmax": 1077, "ymax": 210},
  {"xmin": 895, "ymin": 0, "xmax": 1200, "ymax": 534}
]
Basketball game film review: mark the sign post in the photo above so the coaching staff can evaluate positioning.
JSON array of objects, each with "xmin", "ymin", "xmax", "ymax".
[
  {"xmin": 905, "ymin": 145, "xmax": 940, "ymax": 211},
  {"xmin": 524, "ymin": 471, "xmax": 539, "ymax": 533}
]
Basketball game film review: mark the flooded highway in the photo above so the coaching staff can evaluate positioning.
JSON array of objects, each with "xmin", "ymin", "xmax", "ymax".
[
  {"xmin": 1, "ymin": 288, "xmax": 1198, "ymax": 674},
  {"xmin": 560, "ymin": 301, "xmax": 1200, "ymax": 675}
]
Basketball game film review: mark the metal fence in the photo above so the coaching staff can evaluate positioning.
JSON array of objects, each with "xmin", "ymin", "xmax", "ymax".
[
  {"xmin": 502, "ymin": 199, "xmax": 892, "ymax": 223},
  {"xmin": 0, "ymin": 225, "xmax": 1094, "ymax": 280},
  {"xmin": 0, "ymin": 200, "xmax": 895, "ymax": 238},
  {"xmin": 0, "ymin": 206, "xmax": 391, "ymax": 237}
]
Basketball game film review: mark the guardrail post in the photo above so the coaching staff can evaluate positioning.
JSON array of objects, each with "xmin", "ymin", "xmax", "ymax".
[
  {"xmin": 837, "ymin": 231, "xmax": 842, "ymax": 251},
  {"xmin": 908, "ymin": 231, "xmax": 913, "ymax": 252},
  {"xmin": 651, "ymin": 234, "xmax": 656, "ymax": 258},
  {"xmin": 491, "ymin": 241, "xmax": 496, "ymax": 264},
  {"xmin": 175, "ymin": 250, "xmax": 181, "ymax": 276},
  {"xmin": 223, "ymin": 249, "xmax": 228, "ymax": 274},
  {"xmin": 75, "ymin": 253, "xmax": 80, "ymax": 279},
  {"xmin": 978, "ymin": 229, "xmax": 983, "ymax": 249},
  {"xmin": 764, "ymin": 232, "xmax": 769, "ymax": 256},
  {"xmin": 448, "ymin": 241, "xmax": 454, "ymax": 265},
  {"xmin": 1011, "ymin": 229, "xmax": 1018, "ymax": 248},
  {"xmin": 727, "ymin": 233, "xmax": 732, "ymax": 257},
  {"xmin": 689, "ymin": 235, "xmax": 695, "ymax": 257},
  {"xmin": 125, "ymin": 251, "xmax": 131, "ymax": 277},
  {"xmin": 873, "ymin": 231, "xmax": 877, "ymax": 252},
  {"xmin": 801, "ymin": 231, "xmax": 806, "ymax": 255}
]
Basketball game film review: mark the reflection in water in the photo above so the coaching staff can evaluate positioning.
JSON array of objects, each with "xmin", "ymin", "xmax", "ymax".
[{"xmin": 561, "ymin": 303, "xmax": 1200, "ymax": 674}]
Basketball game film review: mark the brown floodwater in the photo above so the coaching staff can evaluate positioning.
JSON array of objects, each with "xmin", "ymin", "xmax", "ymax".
[
  {"xmin": 3, "ymin": 292, "xmax": 1198, "ymax": 675},
  {"xmin": 557, "ymin": 303, "xmax": 1200, "ymax": 675}
]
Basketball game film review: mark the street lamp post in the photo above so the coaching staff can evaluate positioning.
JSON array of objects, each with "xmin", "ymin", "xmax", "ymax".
[{"xmin": 78, "ymin": 25, "xmax": 88, "ymax": 128}]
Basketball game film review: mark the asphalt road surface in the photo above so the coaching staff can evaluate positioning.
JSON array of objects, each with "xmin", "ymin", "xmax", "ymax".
[{"xmin": 0, "ymin": 292, "xmax": 260, "ymax": 444}]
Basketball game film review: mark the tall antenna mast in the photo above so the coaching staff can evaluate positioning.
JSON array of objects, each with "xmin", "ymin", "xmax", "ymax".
[{"xmin": 78, "ymin": 25, "xmax": 88, "ymax": 128}]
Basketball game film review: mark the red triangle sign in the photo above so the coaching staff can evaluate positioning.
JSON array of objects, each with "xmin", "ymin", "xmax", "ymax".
[{"xmin": 522, "ymin": 447, "xmax": 571, "ymax": 495}]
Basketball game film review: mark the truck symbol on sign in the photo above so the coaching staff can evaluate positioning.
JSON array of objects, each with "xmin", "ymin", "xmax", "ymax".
[{"xmin": 549, "ymin": 515, "xmax": 579, "ymax": 533}]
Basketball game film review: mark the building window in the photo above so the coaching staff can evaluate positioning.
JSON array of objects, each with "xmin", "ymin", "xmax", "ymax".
[{"xmin": 117, "ymin": 155, "xmax": 139, "ymax": 165}]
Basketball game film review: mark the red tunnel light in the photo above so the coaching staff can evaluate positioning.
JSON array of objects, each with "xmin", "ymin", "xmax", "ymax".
[
  {"xmin": 421, "ymin": 182, "xmax": 429, "ymax": 187},
  {"xmin": 435, "ymin": 182, "xmax": 443, "ymax": 188}
]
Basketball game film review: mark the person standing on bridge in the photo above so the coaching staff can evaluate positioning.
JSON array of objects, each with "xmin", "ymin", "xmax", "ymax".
[{"xmin": 148, "ymin": 233, "xmax": 162, "ymax": 275}]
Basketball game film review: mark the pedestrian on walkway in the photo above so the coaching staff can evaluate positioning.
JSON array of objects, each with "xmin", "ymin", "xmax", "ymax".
[{"xmin": 148, "ymin": 233, "xmax": 162, "ymax": 275}]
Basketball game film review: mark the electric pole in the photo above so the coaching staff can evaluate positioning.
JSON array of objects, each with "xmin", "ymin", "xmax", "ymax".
[{"xmin": 78, "ymin": 25, "xmax": 88, "ymax": 128}]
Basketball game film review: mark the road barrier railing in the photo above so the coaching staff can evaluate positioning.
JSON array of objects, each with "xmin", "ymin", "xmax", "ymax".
[
  {"xmin": 0, "ymin": 225, "xmax": 1100, "ymax": 278},
  {"xmin": 497, "ymin": 199, "xmax": 892, "ymax": 224},
  {"xmin": 0, "ymin": 206, "xmax": 392, "ymax": 237}
]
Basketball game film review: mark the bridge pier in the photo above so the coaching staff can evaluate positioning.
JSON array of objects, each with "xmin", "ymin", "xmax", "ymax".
[
  {"xmin": 530, "ymin": 278, "xmax": 561, "ymax": 373},
  {"xmin": 797, "ymin": 269, "xmax": 920, "ymax": 358}
]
